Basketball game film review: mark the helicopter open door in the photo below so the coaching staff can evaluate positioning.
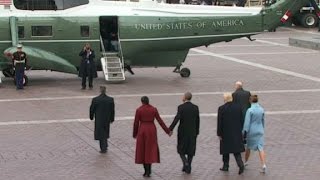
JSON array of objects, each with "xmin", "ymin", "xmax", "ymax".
[
  {"xmin": 99, "ymin": 16, "xmax": 125, "ymax": 82},
  {"xmin": 99, "ymin": 16, "xmax": 119, "ymax": 52}
]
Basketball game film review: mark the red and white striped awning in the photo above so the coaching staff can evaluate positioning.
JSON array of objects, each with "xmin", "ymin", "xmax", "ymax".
[{"xmin": 0, "ymin": 0, "xmax": 11, "ymax": 5}]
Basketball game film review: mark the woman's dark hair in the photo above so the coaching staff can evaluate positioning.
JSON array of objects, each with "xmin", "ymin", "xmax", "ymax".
[
  {"xmin": 251, "ymin": 95, "xmax": 258, "ymax": 103},
  {"xmin": 141, "ymin": 96, "xmax": 149, "ymax": 105}
]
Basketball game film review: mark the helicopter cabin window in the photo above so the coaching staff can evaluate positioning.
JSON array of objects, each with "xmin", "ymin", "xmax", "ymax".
[
  {"xmin": 18, "ymin": 26, "xmax": 25, "ymax": 39},
  {"xmin": 81, "ymin": 26, "xmax": 90, "ymax": 37},
  {"xmin": 32, "ymin": 26, "xmax": 53, "ymax": 37},
  {"xmin": 13, "ymin": 0, "xmax": 89, "ymax": 10}
]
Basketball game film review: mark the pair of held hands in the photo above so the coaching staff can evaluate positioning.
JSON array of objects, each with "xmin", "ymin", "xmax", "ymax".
[{"xmin": 133, "ymin": 131, "xmax": 173, "ymax": 139}]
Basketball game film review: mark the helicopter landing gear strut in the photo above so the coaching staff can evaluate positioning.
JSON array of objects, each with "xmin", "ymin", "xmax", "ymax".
[{"xmin": 173, "ymin": 64, "xmax": 191, "ymax": 78}]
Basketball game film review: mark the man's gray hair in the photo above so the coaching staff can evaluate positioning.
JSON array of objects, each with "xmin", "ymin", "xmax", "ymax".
[{"xmin": 235, "ymin": 81, "xmax": 243, "ymax": 87}]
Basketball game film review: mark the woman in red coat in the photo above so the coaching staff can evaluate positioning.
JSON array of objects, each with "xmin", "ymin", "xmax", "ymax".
[{"xmin": 133, "ymin": 96, "xmax": 172, "ymax": 177}]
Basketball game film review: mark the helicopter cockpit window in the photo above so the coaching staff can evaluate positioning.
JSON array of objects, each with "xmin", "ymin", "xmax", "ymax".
[{"xmin": 13, "ymin": 0, "xmax": 89, "ymax": 10}]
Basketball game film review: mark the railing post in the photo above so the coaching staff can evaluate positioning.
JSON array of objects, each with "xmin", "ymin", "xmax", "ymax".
[{"xmin": 9, "ymin": 16, "xmax": 18, "ymax": 47}]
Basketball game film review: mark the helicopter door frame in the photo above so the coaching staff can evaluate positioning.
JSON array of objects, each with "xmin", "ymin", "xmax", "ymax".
[{"xmin": 99, "ymin": 16, "xmax": 119, "ymax": 53}]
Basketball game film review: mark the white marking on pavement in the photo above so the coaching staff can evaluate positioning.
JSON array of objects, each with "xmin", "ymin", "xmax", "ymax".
[
  {"xmin": 1, "ymin": 110, "xmax": 320, "ymax": 126},
  {"xmin": 216, "ymin": 51, "xmax": 317, "ymax": 56},
  {"xmin": 256, "ymin": 38, "xmax": 318, "ymax": 53},
  {"xmin": 188, "ymin": 54, "xmax": 208, "ymax": 56},
  {"xmin": 281, "ymin": 27, "xmax": 320, "ymax": 35},
  {"xmin": 208, "ymin": 44, "xmax": 276, "ymax": 48},
  {"xmin": 189, "ymin": 50, "xmax": 317, "ymax": 56},
  {"xmin": 255, "ymin": 39, "xmax": 289, "ymax": 47},
  {"xmin": 191, "ymin": 48, "xmax": 320, "ymax": 83},
  {"xmin": 255, "ymin": 38, "xmax": 288, "ymax": 40},
  {"xmin": 1, "ymin": 89, "xmax": 320, "ymax": 103}
]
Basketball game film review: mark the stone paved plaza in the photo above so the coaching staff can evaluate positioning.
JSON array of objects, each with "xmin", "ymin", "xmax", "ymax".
[{"xmin": 1, "ymin": 27, "xmax": 320, "ymax": 180}]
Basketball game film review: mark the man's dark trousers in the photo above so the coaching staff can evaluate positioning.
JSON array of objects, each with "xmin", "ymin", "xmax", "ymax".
[
  {"xmin": 222, "ymin": 153, "xmax": 244, "ymax": 168},
  {"xmin": 81, "ymin": 64, "xmax": 93, "ymax": 88},
  {"xmin": 15, "ymin": 67, "xmax": 24, "ymax": 89},
  {"xmin": 99, "ymin": 139, "xmax": 108, "ymax": 152},
  {"xmin": 180, "ymin": 154, "xmax": 193, "ymax": 173}
]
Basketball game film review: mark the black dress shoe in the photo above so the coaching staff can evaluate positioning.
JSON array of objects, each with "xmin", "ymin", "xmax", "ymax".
[
  {"xmin": 185, "ymin": 165, "xmax": 191, "ymax": 174},
  {"xmin": 239, "ymin": 166, "xmax": 244, "ymax": 175},
  {"xmin": 81, "ymin": 87, "xmax": 86, "ymax": 90},
  {"xmin": 220, "ymin": 167, "xmax": 229, "ymax": 172},
  {"xmin": 99, "ymin": 150, "xmax": 107, "ymax": 154},
  {"xmin": 182, "ymin": 165, "xmax": 186, "ymax": 172}
]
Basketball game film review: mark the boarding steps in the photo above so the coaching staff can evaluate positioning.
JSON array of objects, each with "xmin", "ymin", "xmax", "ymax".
[{"xmin": 100, "ymin": 52, "xmax": 126, "ymax": 82}]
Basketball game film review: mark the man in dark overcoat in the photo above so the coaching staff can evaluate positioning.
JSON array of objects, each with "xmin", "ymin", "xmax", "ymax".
[
  {"xmin": 232, "ymin": 81, "xmax": 251, "ymax": 144},
  {"xmin": 79, "ymin": 43, "xmax": 97, "ymax": 90},
  {"xmin": 217, "ymin": 93, "xmax": 245, "ymax": 175},
  {"xmin": 90, "ymin": 86, "xmax": 115, "ymax": 153},
  {"xmin": 169, "ymin": 92, "xmax": 200, "ymax": 174},
  {"xmin": 232, "ymin": 81, "xmax": 251, "ymax": 117}
]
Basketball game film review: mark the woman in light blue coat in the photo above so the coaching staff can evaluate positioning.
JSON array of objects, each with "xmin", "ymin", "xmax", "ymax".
[{"xmin": 242, "ymin": 95, "xmax": 267, "ymax": 173}]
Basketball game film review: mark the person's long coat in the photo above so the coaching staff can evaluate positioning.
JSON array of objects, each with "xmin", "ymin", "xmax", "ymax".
[
  {"xmin": 217, "ymin": 102, "xmax": 245, "ymax": 154},
  {"xmin": 169, "ymin": 101, "xmax": 200, "ymax": 156},
  {"xmin": 242, "ymin": 103, "xmax": 265, "ymax": 151},
  {"xmin": 133, "ymin": 104, "xmax": 170, "ymax": 164},
  {"xmin": 78, "ymin": 49, "xmax": 98, "ymax": 78},
  {"xmin": 90, "ymin": 94, "xmax": 115, "ymax": 140},
  {"xmin": 232, "ymin": 88, "xmax": 251, "ymax": 117}
]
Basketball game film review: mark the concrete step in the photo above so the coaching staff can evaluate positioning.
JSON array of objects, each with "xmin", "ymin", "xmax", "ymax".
[{"xmin": 289, "ymin": 36, "xmax": 320, "ymax": 50}]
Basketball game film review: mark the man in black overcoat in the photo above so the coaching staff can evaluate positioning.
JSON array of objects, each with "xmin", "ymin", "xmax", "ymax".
[
  {"xmin": 79, "ymin": 43, "xmax": 97, "ymax": 90},
  {"xmin": 169, "ymin": 92, "xmax": 200, "ymax": 174},
  {"xmin": 217, "ymin": 93, "xmax": 245, "ymax": 175},
  {"xmin": 90, "ymin": 86, "xmax": 115, "ymax": 153},
  {"xmin": 232, "ymin": 81, "xmax": 251, "ymax": 117}
]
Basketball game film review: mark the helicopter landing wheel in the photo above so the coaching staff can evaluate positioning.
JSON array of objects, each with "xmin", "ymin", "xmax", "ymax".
[{"xmin": 180, "ymin": 68, "xmax": 191, "ymax": 78}]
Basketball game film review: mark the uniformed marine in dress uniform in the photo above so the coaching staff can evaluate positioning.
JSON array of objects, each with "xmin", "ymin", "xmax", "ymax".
[{"xmin": 12, "ymin": 44, "xmax": 27, "ymax": 90}]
